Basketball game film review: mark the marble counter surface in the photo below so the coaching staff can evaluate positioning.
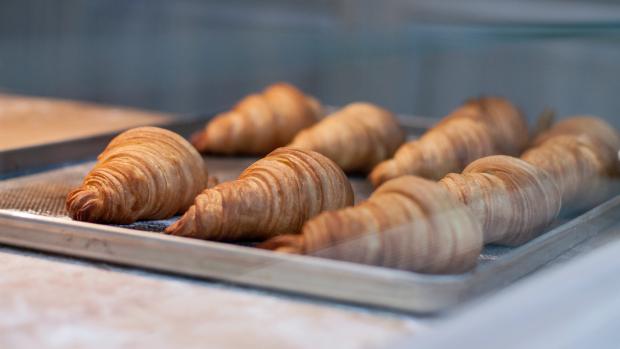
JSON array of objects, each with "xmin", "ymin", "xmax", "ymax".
[
  {"xmin": 0, "ymin": 247, "xmax": 424, "ymax": 348},
  {"xmin": 0, "ymin": 94, "xmax": 170, "ymax": 151}
]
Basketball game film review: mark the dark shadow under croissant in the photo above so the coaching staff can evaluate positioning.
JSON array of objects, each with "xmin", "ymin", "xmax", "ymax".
[{"xmin": 66, "ymin": 127, "xmax": 209, "ymax": 224}]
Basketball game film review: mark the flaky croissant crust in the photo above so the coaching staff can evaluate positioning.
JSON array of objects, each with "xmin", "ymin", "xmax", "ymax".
[
  {"xmin": 165, "ymin": 147, "xmax": 354, "ymax": 241},
  {"xmin": 288, "ymin": 102, "xmax": 405, "ymax": 173},
  {"xmin": 191, "ymin": 82, "xmax": 322, "ymax": 155},
  {"xmin": 440, "ymin": 155, "xmax": 561, "ymax": 245},
  {"xmin": 369, "ymin": 97, "xmax": 529, "ymax": 186},
  {"xmin": 262, "ymin": 176, "xmax": 483, "ymax": 274},
  {"xmin": 262, "ymin": 117, "xmax": 618, "ymax": 272},
  {"xmin": 262, "ymin": 155, "xmax": 563, "ymax": 272},
  {"xmin": 66, "ymin": 127, "xmax": 209, "ymax": 224},
  {"xmin": 533, "ymin": 116, "xmax": 620, "ymax": 162},
  {"xmin": 522, "ymin": 116, "xmax": 620, "ymax": 205}
]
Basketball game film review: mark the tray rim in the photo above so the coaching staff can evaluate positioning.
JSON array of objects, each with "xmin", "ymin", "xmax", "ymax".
[{"xmin": 0, "ymin": 194, "xmax": 618, "ymax": 313}]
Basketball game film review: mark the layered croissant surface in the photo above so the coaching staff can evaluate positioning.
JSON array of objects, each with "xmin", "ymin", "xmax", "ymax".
[
  {"xmin": 165, "ymin": 148, "xmax": 354, "ymax": 241},
  {"xmin": 262, "ymin": 176, "xmax": 484, "ymax": 274},
  {"xmin": 369, "ymin": 97, "xmax": 528, "ymax": 186},
  {"xmin": 64, "ymin": 85, "xmax": 620, "ymax": 276},
  {"xmin": 66, "ymin": 127, "xmax": 209, "ymax": 224},
  {"xmin": 263, "ymin": 155, "xmax": 561, "ymax": 272},
  {"xmin": 522, "ymin": 116, "xmax": 620, "ymax": 205},
  {"xmin": 262, "ymin": 116, "xmax": 618, "ymax": 273},
  {"xmin": 288, "ymin": 102, "xmax": 404, "ymax": 173},
  {"xmin": 439, "ymin": 156, "xmax": 561, "ymax": 246},
  {"xmin": 191, "ymin": 82, "xmax": 322, "ymax": 155}
]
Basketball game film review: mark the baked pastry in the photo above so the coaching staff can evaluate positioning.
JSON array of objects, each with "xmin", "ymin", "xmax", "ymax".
[
  {"xmin": 288, "ymin": 102, "xmax": 405, "ymax": 173},
  {"xmin": 263, "ymin": 155, "xmax": 560, "ymax": 272},
  {"xmin": 261, "ymin": 117, "xmax": 617, "ymax": 271},
  {"xmin": 439, "ymin": 155, "xmax": 561, "ymax": 246},
  {"xmin": 522, "ymin": 116, "xmax": 620, "ymax": 204},
  {"xmin": 532, "ymin": 116, "xmax": 620, "ymax": 165},
  {"xmin": 261, "ymin": 176, "xmax": 483, "ymax": 274},
  {"xmin": 369, "ymin": 97, "xmax": 528, "ymax": 186},
  {"xmin": 66, "ymin": 127, "xmax": 209, "ymax": 224},
  {"xmin": 191, "ymin": 82, "xmax": 322, "ymax": 155},
  {"xmin": 165, "ymin": 147, "xmax": 354, "ymax": 241}
]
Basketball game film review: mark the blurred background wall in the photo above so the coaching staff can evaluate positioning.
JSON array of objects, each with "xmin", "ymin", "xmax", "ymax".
[{"xmin": 1, "ymin": 0, "xmax": 620, "ymax": 126}]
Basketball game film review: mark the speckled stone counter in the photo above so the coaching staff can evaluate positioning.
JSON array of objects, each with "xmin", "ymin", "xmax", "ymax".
[{"xmin": 0, "ymin": 247, "xmax": 424, "ymax": 348}]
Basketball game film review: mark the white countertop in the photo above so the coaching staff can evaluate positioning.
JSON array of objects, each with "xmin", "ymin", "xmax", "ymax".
[{"xmin": 0, "ymin": 247, "xmax": 424, "ymax": 349}]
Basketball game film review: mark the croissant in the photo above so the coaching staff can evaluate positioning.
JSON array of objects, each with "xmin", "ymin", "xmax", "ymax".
[
  {"xmin": 191, "ymin": 82, "xmax": 323, "ymax": 155},
  {"xmin": 66, "ymin": 127, "xmax": 209, "ymax": 224},
  {"xmin": 532, "ymin": 116, "xmax": 620, "ymax": 165},
  {"xmin": 165, "ymin": 147, "xmax": 354, "ymax": 241},
  {"xmin": 521, "ymin": 116, "xmax": 620, "ymax": 204},
  {"xmin": 441, "ymin": 119, "xmax": 618, "ymax": 244},
  {"xmin": 261, "ymin": 176, "xmax": 483, "ymax": 274},
  {"xmin": 369, "ymin": 97, "xmax": 529, "ymax": 186},
  {"xmin": 263, "ymin": 154, "xmax": 561, "ymax": 271},
  {"xmin": 439, "ymin": 155, "xmax": 561, "ymax": 246},
  {"xmin": 287, "ymin": 102, "xmax": 405, "ymax": 173},
  {"xmin": 261, "ymin": 117, "xmax": 615, "ymax": 270}
]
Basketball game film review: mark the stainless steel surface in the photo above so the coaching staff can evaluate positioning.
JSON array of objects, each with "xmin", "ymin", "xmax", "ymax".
[{"xmin": 0, "ymin": 197, "xmax": 617, "ymax": 314}]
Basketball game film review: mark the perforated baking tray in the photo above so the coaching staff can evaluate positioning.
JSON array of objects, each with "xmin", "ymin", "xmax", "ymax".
[{"xmin": 0, "ymin": 115, "xmax": 618, "ymax": 313}]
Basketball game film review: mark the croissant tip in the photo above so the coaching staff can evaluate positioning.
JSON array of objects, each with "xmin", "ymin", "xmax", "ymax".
[
  {"xmin": 190, "ymin": 131, "xmax": 208, "ymax": 152},
  {"xmin": 164, "ymin": 210, "xmax": 198, "ymax": 238},
  {"xmin": 369, "ymin": 161, "xmax": 396, "ymax": 188},
  {"xmin": 66, "ymin": 188, "xmax": 104, "ymax": 222},
  {"xmin": 164, "ymin": 219, "xmax": 183, "ymax": 235},
  {"xmin": 257, "ymin": 234, "xmax": 304, "ymax": 254}
]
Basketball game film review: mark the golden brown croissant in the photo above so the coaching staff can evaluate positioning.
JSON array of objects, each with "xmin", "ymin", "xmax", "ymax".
[
  {"xmin": 165, "ymin": 147, "xmax": 354, "ymax": 241},
  {"xmin": 440, "ymin": 120, "xmax": 617, "ymax": 246},
  {"xmin": 191, "ymin": 82, "xmax": 323, "ymax": 155},
  {"xmin": 261, "ymin": 176, "xmax": 483, "ymax": 274},
  {"xmin": 369, "ymin": 97, "xmax": 529, "ymax": 186},
  {"xmin": 521, "ymin": 116, "xmax": 620, "ymax": 204},
  {"xmin": 263, "ymin": 155, "xmax": 559, "ymax": 272},
  {"xmin": 532, "ymin": 116, "xmax": 620, "ymax": 164},
  {"xmin": 66, "ymin": 127, "xmax": 209, "ymax": 224},
  {"xmin": 439, "ymin": 155, "xmax": 561, "ymax": 246},
  {"xmin": 287, "ymin": 102, "xmax": 405, "ymax": 173},
  {"xmin": 261, "ymin": 118, "xmax": 616, "ymax": 271}
]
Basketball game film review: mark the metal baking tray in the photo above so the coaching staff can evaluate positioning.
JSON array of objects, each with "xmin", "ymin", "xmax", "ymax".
[{"xmin": 1, "ymin": 114, "xmax": 618, "ymax": 313}]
